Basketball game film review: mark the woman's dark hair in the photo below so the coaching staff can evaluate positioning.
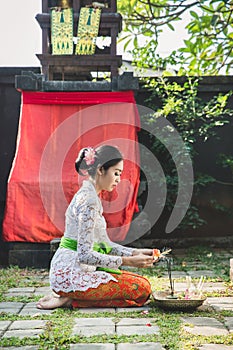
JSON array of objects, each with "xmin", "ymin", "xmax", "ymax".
[{"xmin": 75, "ymin": 145, "xmax": 123, "ymax": 177}]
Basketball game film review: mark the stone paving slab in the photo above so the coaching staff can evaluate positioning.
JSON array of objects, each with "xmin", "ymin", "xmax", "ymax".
[
  {"xmin": 2, "ymin": 320, "xmax": 48, "ymax": 339},
  {"xmin": 117, "ymin": 318, "xmax": 154, "ymax": 326},
  {"xmin": 5, "ymin": 287, "xmax": 36, "ymax": 298},
  {"xmin": 8, "ymin": 320, "xmax": 47, "ymax": 330},
  {"xmin": 0, "ymin": 302, "xmax": 24, "ymax": 314},
  {"xmin": 19, "ymin": 302, "xmax": 54, "ymax": 316},
  {"xmin": 73, "ymin": 325, "xmax": 115, "ymax": 336},
  {"xmin": 207, "ymin": 297, "xmax": 233, "ymax": 311},
  {"xmin": 181, "ymin": 316, "xmax": 229, "ymax": 336},
  {"xmin": 187, "ymin": 270, "xmax": 217, "ymax": 278},
  {"xmin": 198, "ymin": 345, "xmax": 233, "ymax": 350},
  {"xmin": 74, "ymin": 318, "xmax": 115, "ymax": 327},
  {"xmin": 0, "ymin": 347, "xmax": 39, "ymax": 350},
  {"xmin": 224, "ymin": 317, "xmax": 233, "ymax": 332},
  {"xmin": 160, "ymin": 271, "xmax": 187, "ymax": 278},
  {"xmin": 116, "ymin": 306, "xmax": 150, "ymax": 313},
  {"xmin": 78, "ymin": 307, "xmax": 116, "ymax": 313},
  {"xmin": 202, "ymin": 282, "xmax": 227, "ymax": 292},
  {"xmin": 117, "ymin": 324, "xmax": 159, "ymax": 336},
  {"xmin": 0, "ymin": 321, "xmax": 11, "ymax": 337},
  {"xmin": 70, "ymin": 345, "xmax": 115, "ymax": 350},
  {"xmin": 2, "ymin": 329, "xmax": 45, "ymax": 339},
  {"xmin": 117, "ymin": 343, "xmax": 165, "ymax": 350},
  {"xmin": 116, "ymin": 318, "xmax": 159, "ymax": 336},
  {"xmin": 7, "ymin": 287, "xmax": 36, "ymax": 293},
  {"xmin": 0, "ymin": 321, "xmax": 11, "ymax": 331},
  {"xmin": 72, "ymin": 317, "xmax": 115, "ymax": 336},
  {"xmin": 34, "ymin": 286, "xmax": 50, "ymax": 296}
]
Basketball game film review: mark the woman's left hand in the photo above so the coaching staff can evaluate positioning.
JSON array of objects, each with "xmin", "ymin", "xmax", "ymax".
[{"xmin": 132, "ymin": 249, "xmax": 153, "ymax": 256}]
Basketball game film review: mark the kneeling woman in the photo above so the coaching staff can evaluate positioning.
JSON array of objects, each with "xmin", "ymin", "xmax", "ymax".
[{"xmin": 37, "ymin": 145, "xmax": 156, "ymax": 309}]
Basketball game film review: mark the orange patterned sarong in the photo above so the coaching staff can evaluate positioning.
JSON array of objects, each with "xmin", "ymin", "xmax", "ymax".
[{"xmin": 57, "ymin": 270, "xmax": 152, "ymax": 308}]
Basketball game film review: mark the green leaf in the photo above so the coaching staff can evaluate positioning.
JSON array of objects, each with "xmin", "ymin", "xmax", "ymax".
[
  {"xmin": 167, "ymin": 22, "xmax": 175, "ymax": 31},
  {"xmin": 190, "ymin": 10, "xmax": 200, "ymax": 20}
]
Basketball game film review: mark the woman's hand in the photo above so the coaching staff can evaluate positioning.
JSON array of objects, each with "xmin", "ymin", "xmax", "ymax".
[
  {"xmin": 121, "ymin": 254, "xmax": 154, "ymax": 268},
  {"xmin": 132, "ymin": 249, "xmax": 153, "ymax": 256},
  {"xmin": 132, "ymin": 248, "xmax": 162, "ymax": 262}
]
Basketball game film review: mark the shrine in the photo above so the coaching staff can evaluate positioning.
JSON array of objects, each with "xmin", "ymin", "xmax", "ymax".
[
  {"xmin": 16, "ymin": 0, "xmax": 138, "ymax": 91},
  {"xmin": 36, "ymin": 0, "xmax": 122, "ymax": 81}
]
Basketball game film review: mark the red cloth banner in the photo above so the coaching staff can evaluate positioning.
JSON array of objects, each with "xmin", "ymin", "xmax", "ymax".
[{"xmin": 3, "ymin": 91, "xmax": 140, "ymax": 243}]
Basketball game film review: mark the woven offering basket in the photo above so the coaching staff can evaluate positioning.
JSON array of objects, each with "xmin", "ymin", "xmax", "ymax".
[{"xmin": 152, "ymin": 291, "xmax": 206, "ymax": 311}]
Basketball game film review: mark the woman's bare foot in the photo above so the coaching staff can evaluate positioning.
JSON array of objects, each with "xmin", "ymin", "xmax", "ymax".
[{"xmin": 36, "ymin": 294, "xmax": 72, "ymax": 310}]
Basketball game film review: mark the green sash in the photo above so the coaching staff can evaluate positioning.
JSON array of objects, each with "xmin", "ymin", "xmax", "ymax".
[{"xmin": 59, "ymin": 236, "xmax": 122, "ymax": 274}]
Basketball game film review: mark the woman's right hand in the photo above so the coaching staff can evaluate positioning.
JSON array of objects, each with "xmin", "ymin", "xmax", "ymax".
[{"xmin": 121, "ymin": 254, "xmax": 154, "ymax": 268}]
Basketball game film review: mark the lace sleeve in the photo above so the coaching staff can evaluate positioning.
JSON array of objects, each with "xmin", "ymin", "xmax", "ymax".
[
  {"xmin": 98, "ymin": 227, "xmax": 134, "ymax": 257},
  {"xmin": 75, "ymin": 203, "xmax": 122, "ymax": 269},
  {"xmin": 107, "ymin": 241, "xmax": 134, "ymax": 257}
]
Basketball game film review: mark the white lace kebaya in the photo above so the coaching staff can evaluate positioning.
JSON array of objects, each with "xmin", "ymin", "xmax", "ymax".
[{"xmin": 50, "ymin": 180, "xmax": 134, "ymax": 293}]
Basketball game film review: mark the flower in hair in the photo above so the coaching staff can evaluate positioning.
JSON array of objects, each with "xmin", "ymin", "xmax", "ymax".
[{"xmin": 84, "ymin": 148, "xmax": 96, "ymax": 165}]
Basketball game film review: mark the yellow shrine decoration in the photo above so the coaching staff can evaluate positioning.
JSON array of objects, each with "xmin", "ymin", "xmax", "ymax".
[
  {"xmin": 51, "ymin": 8, "xmax": 73, "ymax": 55},
  {"xmin": 75, "ymin": 7, "xmax": 101, "ymax": 55}
]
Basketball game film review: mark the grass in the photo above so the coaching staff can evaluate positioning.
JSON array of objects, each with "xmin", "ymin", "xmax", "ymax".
[{"xmin": 0, "ymin": 245, "xmax": 233, "ymax": 349}]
